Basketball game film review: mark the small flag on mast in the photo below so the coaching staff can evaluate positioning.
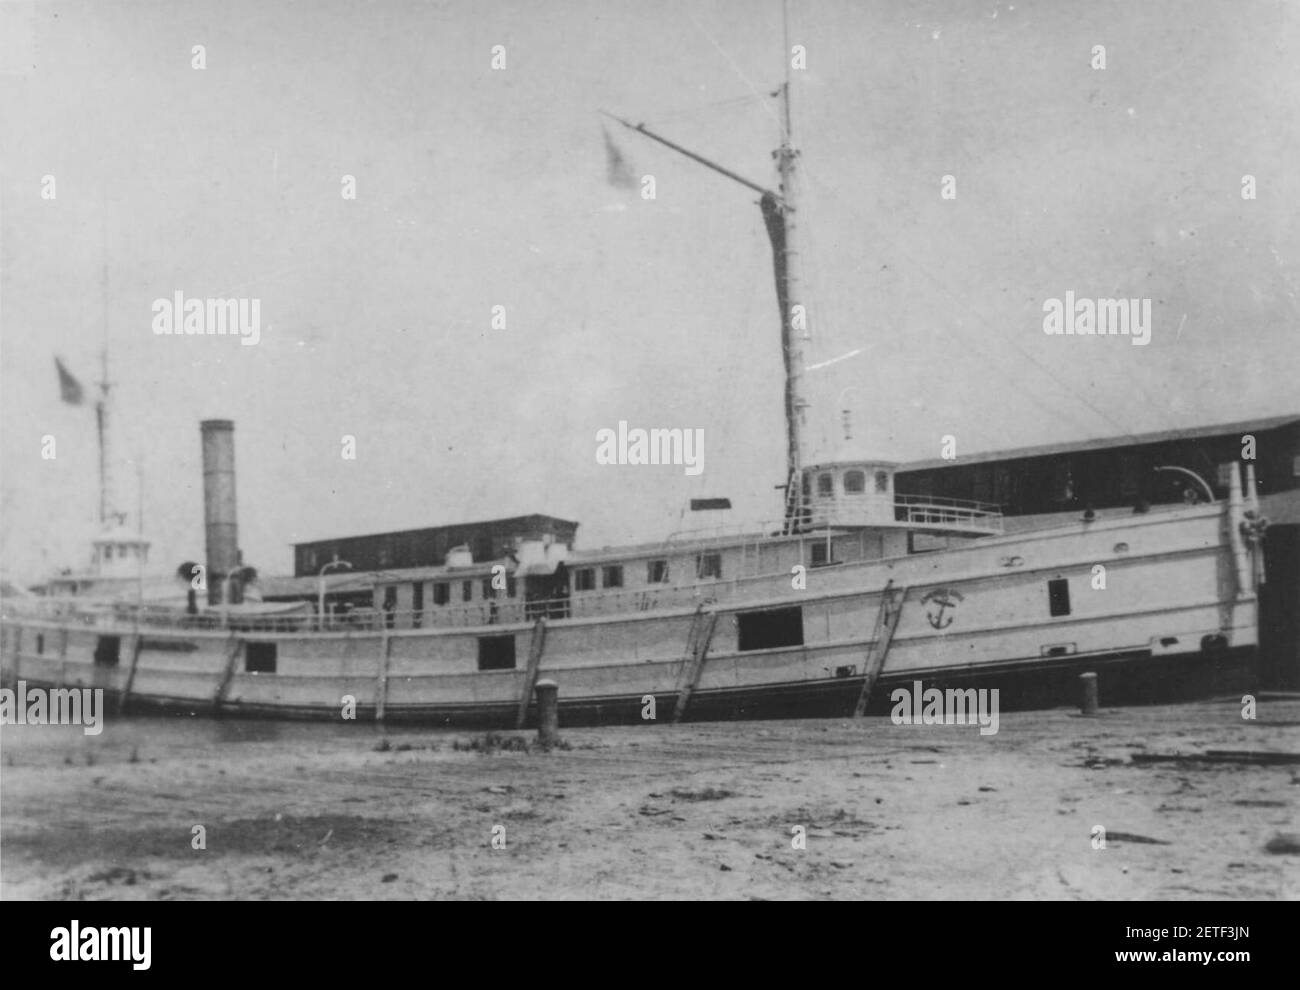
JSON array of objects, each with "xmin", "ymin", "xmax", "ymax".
[
  {"xmin": 54, "ymin": 357, "xmax": 85, "ymax": 405},
  {"xmin": 602, "ymin": 124, "xmax": 638, "ymax": 190}
]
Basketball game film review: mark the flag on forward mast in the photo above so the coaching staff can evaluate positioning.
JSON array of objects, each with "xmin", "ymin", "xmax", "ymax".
[
  {"xmin": 602, "ymin": 124, "xmax": 638, "ymax": 189},
  {"xmin": 54, "ymin": 357, "xmax": 85, "ymax": 405}
]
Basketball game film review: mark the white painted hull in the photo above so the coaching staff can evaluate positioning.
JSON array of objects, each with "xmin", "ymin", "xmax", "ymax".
[{"xmin": 1, "ymin": 503, "xmax": 1259, "ymax": 725}]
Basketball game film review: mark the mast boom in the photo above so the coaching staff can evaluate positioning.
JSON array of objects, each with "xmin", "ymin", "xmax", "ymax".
[{"xmin": 599, "ymin": 110, "xmax": 779, "ymax": 201}]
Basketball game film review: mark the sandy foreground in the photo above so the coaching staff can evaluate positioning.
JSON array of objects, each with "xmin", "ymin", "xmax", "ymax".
[{"xmin": 1, "ymin": 697, "xmax": 1297, "ymax": 900}]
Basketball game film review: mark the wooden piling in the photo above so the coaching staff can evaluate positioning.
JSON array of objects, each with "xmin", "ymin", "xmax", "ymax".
[
  {"xmin": 534, "ymin": 678, "xmax": 559, "ymax": 747},
  {"xmin": 1079, "ymin": 672, "xmax": 1099, "ymax": 716}
]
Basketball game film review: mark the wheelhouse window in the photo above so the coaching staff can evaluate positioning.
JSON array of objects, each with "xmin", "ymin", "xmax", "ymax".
[
  {"xmin": 647, "ymin": 559, "xmax": 669, "ymax": 583},
  {"xmin": 817, "ymin": 473, "xmax": 834, "ymax": 497},
  {"xmin": 462, "ymin": 580, "xmax": 473, "ymax": 603},
  {"xmin": 874, "ymin": 471, "xmax": 889, "ymax": 494},
  {"xmin": 482, "ymin": 577, "xmax": 495, "ymax": 599},
  {"xmin": 433, "ymin": 582, "xmax": 450, "ymax": 606},
  {"xmin": 696, "ymin": 553, "xmax": 722, "ymax": 580},
  {"xmin": 574, "ymin": 568, "xmax": 596, "ymax": 592},
  {"xmin": 810, "ymin": 542, "xmax": 829, "ymax": 567},
  {"xmin": 412, "ymin": 582, "xmax": 424, "ymax": 628},
  {"xmin": 844, "ymin": 470, "xmax": 865, "ymax": 494},
  {"xmin": 602, "ymin": 565, "xmax": 624, "ymax": 589}
]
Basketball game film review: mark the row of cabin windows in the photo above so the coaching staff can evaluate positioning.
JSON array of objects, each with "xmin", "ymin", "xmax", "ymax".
[
  {"xmin": 372, "ymin": 554, "xmax": 724, "ymax": 610},
  {"xmin": 815, "ymin": 470, "xmax": 890, "ymax": 497},
  {"xmin": 378, "ymin": 575, "xmax": 520, "ymax": 611},
  {"xmin": 572, "ymin": 553, "xmax": 722, "ymax": 592}
]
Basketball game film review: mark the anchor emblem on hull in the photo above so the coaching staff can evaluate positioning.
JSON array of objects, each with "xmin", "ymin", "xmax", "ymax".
[{"xmin": 921, "ymin": 588, "xmax": 964, "ymax": 630}]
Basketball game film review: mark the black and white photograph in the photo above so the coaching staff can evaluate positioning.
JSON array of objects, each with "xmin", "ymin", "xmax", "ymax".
[{"xmin": 0, "ymin": 0, "xmax": 1296, "ymax": 935}]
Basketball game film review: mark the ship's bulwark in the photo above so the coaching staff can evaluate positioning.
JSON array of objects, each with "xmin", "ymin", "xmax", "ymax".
[{"xmin": 0, "ymin": 502, "xmax": 1262, "ymax": 727}]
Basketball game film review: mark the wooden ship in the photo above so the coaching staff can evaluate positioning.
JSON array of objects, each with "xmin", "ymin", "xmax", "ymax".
[{"xmin": 0, "ymin": 63, "xmax": 1267, "ymax": 727}]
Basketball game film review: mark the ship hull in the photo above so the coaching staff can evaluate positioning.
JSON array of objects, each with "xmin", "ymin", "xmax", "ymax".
[{"xmin": 1, "ymin": 503, "xmax": 1262, "ymax": 729}]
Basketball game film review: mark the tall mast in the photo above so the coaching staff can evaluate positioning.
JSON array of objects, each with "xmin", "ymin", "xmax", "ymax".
[
  {"xmin": 97, "ymin": 241, "xmax": 116, "ymax": 528},
  {"xmin": 771, "ymin": 6, "xmax": 810, "ymax": 525},
  {"xmin": 603, "ymin": 11, "xmax": 815, "ymax": 530}
]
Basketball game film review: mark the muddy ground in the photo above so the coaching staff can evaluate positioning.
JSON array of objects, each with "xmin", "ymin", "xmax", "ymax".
[{"xmin": 2, "ymin": 697, "xmax": 1297, "ymax": 899}]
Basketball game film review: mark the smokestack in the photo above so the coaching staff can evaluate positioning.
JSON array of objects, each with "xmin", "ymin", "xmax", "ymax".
[{"xmin": 200, "ymin": 419, "xmax": 240, "ymax": 605}]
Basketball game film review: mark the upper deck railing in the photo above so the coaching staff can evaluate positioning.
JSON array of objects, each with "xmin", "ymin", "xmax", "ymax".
[
  {"xmin": 0, "ymin": 494, "xmax": 1003, "ymax": 636},
  {"xmin": 890, "ymin": 494, "xmax": 1004, "ymax": 533},
  {"xmin": 660, "ymin": 494, "xmax": 1003, "ymax": 544},
  {"xmin": 0, "ymin": 581, "xmax": 737, "ymax": 636}
]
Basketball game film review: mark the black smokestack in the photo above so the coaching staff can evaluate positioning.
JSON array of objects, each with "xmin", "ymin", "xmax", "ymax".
[{"xmin": 200, "ymin": 419, "xmax": 241, "ymax": 605}]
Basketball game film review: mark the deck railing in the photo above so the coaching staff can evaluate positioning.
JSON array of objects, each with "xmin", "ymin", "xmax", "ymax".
[
  {"xmin": 892, "ymin": 494, "xmax": 1004, "ymax": 533},
  {"xmin": 0, "ymin": 582, "xmax": 736, "ymax": 636}
]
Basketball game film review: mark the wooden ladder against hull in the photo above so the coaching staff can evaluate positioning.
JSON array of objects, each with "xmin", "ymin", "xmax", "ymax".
[
  {"xmin": 515, "ymin": 616, "xmax": 549, "ymax": 729},
  {"xmin": 375, "ymin": 628, "xmax": 394, "ymax": 723},
  {"xmin": 853, "ymin": 581, "xmax": 908, "ymax": 717},
  {"xmin": 672, "ymin": 603, "xmax": 720, "ymax": 724},
  {"xmin": 117, "ymin": 633, "xmax": 145, "ymax": 715},
  {"xmin": 213, "ymin": 636, "xmax": 242, "ymax": 712}
]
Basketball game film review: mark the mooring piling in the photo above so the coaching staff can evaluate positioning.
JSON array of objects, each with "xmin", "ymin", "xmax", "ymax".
[
  {"xmin": 535, "ymin": 678, "xmax": 560, "ymax": 747},
  {"xmin": 1079, "ymin": 672, "xmax": 1099, "ymax": 716}
]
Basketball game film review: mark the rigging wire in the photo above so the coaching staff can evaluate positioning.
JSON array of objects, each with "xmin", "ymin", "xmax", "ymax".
[
  {"xmin": 639, "ymin": 92, "xmax": 770, "ymax": 125},
  {"xmin": 795, "ymin": 160, "xmax": 1181, "ymax": 449}
]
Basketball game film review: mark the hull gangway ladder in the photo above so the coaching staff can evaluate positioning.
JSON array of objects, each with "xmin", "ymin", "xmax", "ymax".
[
  {"xmin": 515, "ymin": 616, "xmax": 549, "ymax": 729},
  {"xmin": 672, "ymin": 602, "xmax": 719, "ymax": 723},
  {"xmin": 853, "ymin": 581, "xmax": 908, "ymax": 717}
]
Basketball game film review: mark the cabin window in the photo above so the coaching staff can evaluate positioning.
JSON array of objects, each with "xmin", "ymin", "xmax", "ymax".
[
  {"xmin": 94, "ymin": 636, "xmax": 120, "ymax": 667},
  {"xmin": 647, "ymin": 559, "xmax": 669, "ymax": 583},
  {"xmin": 35, "ymin": 633, "xmax": 45, "ymax": 655},
  {"xmin": 1048, "ymin": 578, "xmax": 1071, "ymax": 617},
  {"xmin": 412, "ymin": 583, "xmax": 424, "ymax": 628},
  {"xmin": 817, "ymin": 473, "xmax": 834, "ymax": 497},
  {"xmin": 433, "ymin": 582, "xmax": 450, "ymax": 606},
  {"xmin": 506, "ymin": 575, "xmax": 517, "ymax": 598},
  {"xmin": 602, "ymin": 565, "xmax": 624, "ymax": 589},
  {"xmin": 737, "ymin": 607, "xmax": 804, "ymax": 651},
  {"xmin": 382, "ymin": 586, "xmax": 398, "ymax": 628},
  {"xmin": 246, "ymin": 642, "xmax": 277, "ymax": 673},
  {"xmin": 844, "ymin": 470, "xmax": 865, "ymax": 494},
  {"xmin": 477, "ymin": 634, "xmax": 516, "ymax": 671},
  {"xmin": 482, "ymin": 577, "xmax": 495, "ymax": 599},
  {"xmin": 574, "ymin": 568, "xmax": 596, "ymax": 592},
  {"xmin": 874, "ymin": 471, "xmax": 889, "ymax": 494},
  {"xmin": 696, "ymin": 553, "xmax": 722, "ymax": 580},
  {"xmin": 810, "ymin": 542, "xmax": 829, "ymax": 567},
  {"xmin": 462, "ymin": 580, "xmax": 473, "ymax": 603},
  {"xmin": 103, "ymin": 546, "xmax": 113, "ymax": 561}
]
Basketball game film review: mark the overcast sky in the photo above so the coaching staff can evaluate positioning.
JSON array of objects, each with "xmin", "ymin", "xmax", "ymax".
[{"xmin": 2, "ymin": 0, "xmax": 1298, "ymax": 580}]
